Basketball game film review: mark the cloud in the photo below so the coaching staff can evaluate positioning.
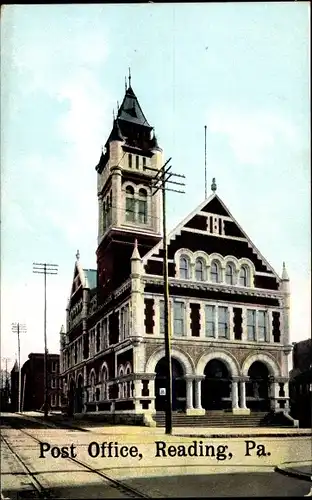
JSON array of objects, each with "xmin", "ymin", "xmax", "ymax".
[{"xmin": 207, "ymin": 108, "xmax": 302, "ymax": 166}]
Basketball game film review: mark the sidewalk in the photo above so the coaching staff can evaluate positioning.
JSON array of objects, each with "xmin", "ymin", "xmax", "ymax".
[
  {"xmin": 12, "ymin": 411, "xmax": 312, "ymax": 439},
  {"xmin": 275, "ymin": 461, "xmax": 312, "ymax": 481}
]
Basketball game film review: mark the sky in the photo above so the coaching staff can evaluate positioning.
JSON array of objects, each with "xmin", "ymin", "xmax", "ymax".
[{"xmin": 1, "ymin": 3, "xmax": 310, "ymax": 371}]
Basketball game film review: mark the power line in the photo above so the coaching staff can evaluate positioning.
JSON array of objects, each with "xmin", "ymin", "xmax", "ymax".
[
  {"xmin": 150, "ymin": 158, "xmax": 186, "ymax": 435},
  {"xmin": 32, "ymin": 262, "xmax": 58, "ymax": 419},
  {"xmin": 11, "ymin": 324, "xmax": 26, "ymax": 412}
]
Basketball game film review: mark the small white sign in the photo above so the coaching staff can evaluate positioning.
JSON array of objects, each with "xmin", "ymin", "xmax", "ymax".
[{"xmin": 159, "ymin": 388, "xmax": 166, "ymax": 396}]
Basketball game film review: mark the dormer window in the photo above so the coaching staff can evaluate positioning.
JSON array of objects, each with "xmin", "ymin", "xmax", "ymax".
[
  {"xmin": 225, "ymin": 263, "xmax": 234, "ymax": 285},
  {"xmin": 210, "ymin": 261, "xmax": 220, "ymax": 283},
  {"xmin": 179, "ymin": 256, "xmax": 190, "ymax": 279},
  {"xmin": 239, "ymin": 266, "xmax": 249, "ymax": 287},
  {"xmin": 195, "ymin": 258, "xmax": 205, "ymax": 281}
]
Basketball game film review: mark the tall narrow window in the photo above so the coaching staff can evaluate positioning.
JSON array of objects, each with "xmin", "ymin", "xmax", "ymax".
[
  {"xmin": 128, "ymin": 153, "xmax": 132, "ymax": 168},
  {"xmin": 247, "ymin": 309, "xmax": 256, "ymax": 341},
  {"xmin": 218, "ymin": 306, "xmax": 229, "ymax": 338},
  {"xmin": 239, "ymin": 266, "xmax": 249, "ymax": 287},
  {"xmin": 173, "ymin": 302, "xmax": 184, "ymax": 336},
  {"xmin": 210, "ymin": 261, "xmax": 220, "ymax": 283},
  {"xmin": 225, "ymin": 264, "xmax": 234, "ymax": 285},
  {"xmin": 159, "ymin": 300, "xmax": 165, "ymax": 335},
  {"xmin": 143, "ymin": 157, "xmax": 147, "ymax": 170},
  {"xmin": 179, "ymin": 256, "xmax": 190, "ymax": 279},
  {"xmin": 205, "ymin": 305, "xmax": 215, "ymax": 337},
  {"xmin": 120, "ymin": 309, "xmax": 124, "ymax": 341},
  {"xmin": 136, "ymin": 155, "xmax": 139, "ymax": 169},
  {"xmin": 195, "ymin": 259, "xmax": 205, "ymax": 281},
  {"xmin": 138, "ymin": 188, "xmax": 147, "ymax": 224},
  {"xmin": 125, "ymin": 186, "xmax": 135, "ymax": 222},
  {"xmin": 258, "ymin": 311, "xmax": 267, "ymax": 342}
]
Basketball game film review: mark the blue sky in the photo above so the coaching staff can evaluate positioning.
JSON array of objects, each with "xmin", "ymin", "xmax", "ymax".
[{"xmin": 1, "ymin": 3, "xmax": 310, "ymax": 370}]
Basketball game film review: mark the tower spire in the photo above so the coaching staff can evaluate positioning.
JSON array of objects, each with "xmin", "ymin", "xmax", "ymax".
[
  {"xmin": 128, "ymin": 67, "xmax": 131, "ymax": 88},
  {"xmin": 125, "ymin": 76, "xmax": 127, "ymax": 93}
]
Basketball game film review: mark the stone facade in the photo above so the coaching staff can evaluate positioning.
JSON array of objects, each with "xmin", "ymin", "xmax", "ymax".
[{"xmin": 59, "ymin": 79, "xmax": 292, "ymax": 421}]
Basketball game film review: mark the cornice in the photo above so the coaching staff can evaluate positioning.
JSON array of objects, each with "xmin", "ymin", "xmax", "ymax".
[{"xmin": 142, "ymin": 275, "xmax": 282, "ymax": 299}]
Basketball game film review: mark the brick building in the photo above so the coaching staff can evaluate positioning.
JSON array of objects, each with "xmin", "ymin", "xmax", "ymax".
[
  {"xmin": 60, "ymin": 78, "xmax": 293, "ymax": 425},
  {"xmin": 289, "ymin": 339, "xmax": 312, "ymax": 427},
  {"xmin": 11, "ymin": 353, "xmax": 61, "ymax": 412}
]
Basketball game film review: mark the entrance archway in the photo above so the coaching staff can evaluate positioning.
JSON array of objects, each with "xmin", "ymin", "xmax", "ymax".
[
  {"xmin": 76, "ymin": 375, "xmax": 83, "ymax": 413},
  {"xmin": 155, "ymin": 357, "xmax": 186, "ymax": 411},
  {"xmin": 247, "ymin": 361, "xmax": 270, "ymax": 411},
  {"xmin": 68, "ymin": 378, "xmax": 76, "ymax": 416},
  {"xmin": 202, "ymin": 359, "xmax": 232, "ymax": 410}
]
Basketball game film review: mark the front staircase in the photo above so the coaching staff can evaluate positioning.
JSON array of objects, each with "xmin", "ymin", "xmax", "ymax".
[{"xmin": 153, "ymin": 410, "xmax": 293, "ymax": 428}]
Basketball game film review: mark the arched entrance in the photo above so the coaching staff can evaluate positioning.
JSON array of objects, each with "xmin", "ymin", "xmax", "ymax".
[
  {"xmin": 246, "ymin": 361, "xmax": 270, "ymax": 411},
  {"xmin": 76, "ymin": 375, "xmax": 84, "ymax": 413},
  {"xmin": 68, "ymin": 379, "xmax": 76, "ymax": 416},
  {"xmin": 202, "ymin": 359, "xmax": 232, "ymax": 410},
  {"xmin": 155, "ymin": 357, "xmax": 186, "ymax": 411}
]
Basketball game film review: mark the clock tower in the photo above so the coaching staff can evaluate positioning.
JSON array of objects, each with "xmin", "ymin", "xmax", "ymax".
[{"xmin": 95, "ymin": 77, "xmax": 163, "ymax": 300}]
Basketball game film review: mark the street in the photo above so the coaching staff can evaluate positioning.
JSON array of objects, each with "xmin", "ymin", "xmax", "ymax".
[{"xmin": 1, "ymin": 413, "xmax": 311, "ymax": 498}]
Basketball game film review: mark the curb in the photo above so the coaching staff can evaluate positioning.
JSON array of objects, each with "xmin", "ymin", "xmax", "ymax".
[{"xmin": 275, "ymin": 464, "xmax": 312, "ymax": 482}]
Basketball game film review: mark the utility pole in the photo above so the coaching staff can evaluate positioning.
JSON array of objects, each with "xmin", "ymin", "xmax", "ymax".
[
  {"xmin": 33, "ymin": 262, "xmax": 58, "ymax": 419},
  {"xmin": 11, "ymin": 324, "xmax": 26, "ymax": 412},
  {"xmin": 150, "ymin": 158, "xmax": 186, "ymax": 435}
]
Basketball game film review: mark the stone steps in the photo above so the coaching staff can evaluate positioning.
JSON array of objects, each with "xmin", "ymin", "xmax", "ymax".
[{"xmin": 153, "ymin": 411, "xmax": 287, "ymax": 427}]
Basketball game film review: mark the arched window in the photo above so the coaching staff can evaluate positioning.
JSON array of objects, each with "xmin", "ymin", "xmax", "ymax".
[
  {"xmin": 195, "ymin": 259, "xmax": 205, "ymax": 281},
  {"xmin": 90, "ymin": 372, "xmax": 96, "ymax": 402},
  {"xmin": 225, "ymin": 263, "xmax": 234, "ymax": 285},
  {"xmin": 125, "ymin": 186, "xmax": 135, "ymax": 222},
  {"xmin": 239, "ymin": 266, "xmax": 249, "ymax": 287},
  {"xmin": 101, "ymin": 365, "xmax": 109, "ymax": 400},
  {"xmin": 118, "ymin": 367, "xmax": 124, "ymax": 399},
  {"xmin": 210, "ymin": 261, "xmax": 220, "ymax": 283},
  {"xmin": 179, "ymin": 256, "xmax": 190, "ymax": 279},
  {"xmin": 138, "ymin": 188, "xmax": 148, "ymax": 224},
  {"xmin": 128, "ymin": 153, "xmax": 132, "ymax": 168}
]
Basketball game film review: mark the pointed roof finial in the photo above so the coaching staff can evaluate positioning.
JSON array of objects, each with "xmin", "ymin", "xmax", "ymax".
[
  {"xmin": 131, "ymin": 238, "xmax": 141, "ymax": 260},
  {"xmin": 282, "ymin": 261, "xmax": 289, "ymax": 281},
  {"xmin": 128, "ymin": 67, "xmax": 131, "ymax": 88},
  {"xmin": 117, "ymin": 100, "xmax": 119, "ymax": 112},
  {"xmin": 76, "ymin": 249, "xmax": 80, "ymax": 261},
  {"xmin": 211, "ymin": 177, "xmax": 217, "ymax": 192},
  {"xmin": 125, "ymin": 76, "xmax": 127, "ymax": 92},
  {"xmin": 113, "ymin": 108, "xmax": 115, "ymax": 120}
]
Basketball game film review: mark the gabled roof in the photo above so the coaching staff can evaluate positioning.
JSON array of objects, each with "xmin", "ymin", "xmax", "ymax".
[
  {"xmin": 67, "ymin": 254, "xmax": 97, "ymax": 309},
  {"xmin": 143, "ymin": 192, "xmax": 281, "ymax": 280},
  {"xmin": 117, "ymin": 86, "xmax": 151, "ymax": 128}
]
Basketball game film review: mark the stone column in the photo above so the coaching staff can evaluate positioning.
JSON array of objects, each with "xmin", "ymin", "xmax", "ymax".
[
  {"xmin": 231, "ymin": 377, "xmax": 239, "ymax": 411},
  {"xmin": 185, "ymin": 376, "xmax": 194, "ymax": 412},
  {"xmin": 238, "ymin": 377, "xmax": 250, "ymax": 414},
  {"xmin": 190, "ymin": 376, "xmax": 205, "ymax": 415},
  {"xmin": 133, "ymin": 379, "xmax": 142, "ymax": 412}
]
